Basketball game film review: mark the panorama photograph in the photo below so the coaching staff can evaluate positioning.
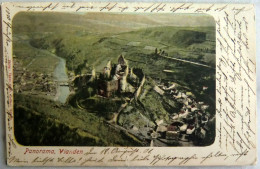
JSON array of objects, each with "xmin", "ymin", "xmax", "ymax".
[{"xmin": 13, "ymin": 12, "xmax": 216, "ymax": 146}]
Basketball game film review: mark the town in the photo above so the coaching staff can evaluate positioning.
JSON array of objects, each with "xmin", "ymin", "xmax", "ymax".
[
  {"xmin": 13, "ymin": 46, "xmax": 214, "ymax": 147},
  {"xmin": 12, "ymin": 12, "xmax": 216, "ymax": 147},
  {"xmin": 13, "ymin": 58, "xmax": 56, "ymax": 97},
  {"xmin": 71, "ymin": 54, "xmax": 214, "ymax": 147}
]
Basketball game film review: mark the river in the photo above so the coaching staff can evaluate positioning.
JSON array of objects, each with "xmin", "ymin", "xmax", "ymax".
[
  {"xmin": 20, "ymin": 38, "xmax": 70, "ymax": 104},
  {"xmin": 53, "ymin": 55, "xmax": 70, "ymax": 104}
]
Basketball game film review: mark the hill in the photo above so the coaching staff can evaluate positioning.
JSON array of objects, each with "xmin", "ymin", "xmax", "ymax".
[
  {"xmin": 12, "ymin": 12, "xmax": 216, "ymax": 146},
  {"xmin": 13, "ymin": 12, "xmax": 215, "ymax": 74}
]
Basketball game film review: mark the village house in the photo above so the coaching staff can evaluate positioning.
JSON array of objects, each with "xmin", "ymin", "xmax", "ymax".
[{"xmin": 147, "ymin": 77, "xmax": 213, "ymax": 143}]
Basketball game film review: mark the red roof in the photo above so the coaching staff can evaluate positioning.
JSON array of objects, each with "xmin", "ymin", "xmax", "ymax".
[{"xmin": 167, "ymin": 125, "xmax": 178, "ymax": 131}]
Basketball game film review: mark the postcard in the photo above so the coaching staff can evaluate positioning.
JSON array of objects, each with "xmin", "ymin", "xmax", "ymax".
[{"xmin": 1, "ymin": 2, "xmax": 257, "ymax": 166}]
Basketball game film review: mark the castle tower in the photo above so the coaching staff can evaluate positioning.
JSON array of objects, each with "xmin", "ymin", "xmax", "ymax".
[
  {"xmin": 106, "ymin": 60, "xmax": 111, "ymax": 69},
  {"xmin": 104, "ymin": 60, "xmax": 111, "ymax": 78},
  {"xmin": 124, "ymin": 64, "xmax": 129, "ymax": 77},
  {"xmin": 118, "ymin": 54, "xmax": 126, "ymax": 65},
  {"xmin": 89, "ymin": 67, "xmax": 96, "ymax": 82},
  {"xmin": 130, "ymin": 68, "xmax": 133, "ymax": 76},
  {"xmin": 120, "ymin": 75, "xmax": 127, "ymax": 92}
]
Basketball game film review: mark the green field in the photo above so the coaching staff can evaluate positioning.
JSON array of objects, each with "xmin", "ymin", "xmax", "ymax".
[
  {"xmin": 13, "ymin": 12, "xmax": 215, "ymax": 73},
  {"xmin": 13, "ymin": 12, "xmax": 216, "ymax": 146}
]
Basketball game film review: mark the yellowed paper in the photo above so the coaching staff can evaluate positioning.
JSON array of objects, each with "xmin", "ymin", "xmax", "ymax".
[{"xmin": 2, "ymin": 2, "xmax": 256, "ymax": 166}]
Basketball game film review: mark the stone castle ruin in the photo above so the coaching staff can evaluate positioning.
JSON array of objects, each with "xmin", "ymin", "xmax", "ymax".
[
  {"xmin": 96, "ymin": 55, "xmax": 144, "ymax": 98},
  {"xmin": 73, "ymin": 54, "xmax": 145, "ymax": 99}
]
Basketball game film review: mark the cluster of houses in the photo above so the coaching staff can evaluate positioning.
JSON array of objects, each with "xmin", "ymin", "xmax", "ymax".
[
  {"xmin": 151, "ymin": 82, "xmax": 211, "ymax": 143},
  {"xmin": 72, "ymin": 53, "xmax": 212, "ymax": 146},
  {"xmin": 13, "ymin": 59, "xmax": 56, "ymax": 95}
]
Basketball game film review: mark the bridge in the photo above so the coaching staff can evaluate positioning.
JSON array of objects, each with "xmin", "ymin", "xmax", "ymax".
[{"xmin": 53, "ymin": 80, "xmax": 69, "ymax": 86}]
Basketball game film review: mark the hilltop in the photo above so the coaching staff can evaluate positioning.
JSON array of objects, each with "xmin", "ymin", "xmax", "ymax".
[
  {"xmin": 13, "ymin": 12, "xmax": 215, "ymax": 74},
  {"xmin": 12, "ymin": 12, "xmax": 216, "ymax": 146}
]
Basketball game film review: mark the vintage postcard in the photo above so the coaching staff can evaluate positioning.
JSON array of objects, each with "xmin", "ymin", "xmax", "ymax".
[{"xmin": 1, "ymin": 2, "xmax": 257, "ymax": 166}]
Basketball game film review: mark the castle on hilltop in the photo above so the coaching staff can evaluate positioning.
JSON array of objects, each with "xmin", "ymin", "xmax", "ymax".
[{"xmin": 96, "ymin": 55, "xmax": 137, "ymax": 97}]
